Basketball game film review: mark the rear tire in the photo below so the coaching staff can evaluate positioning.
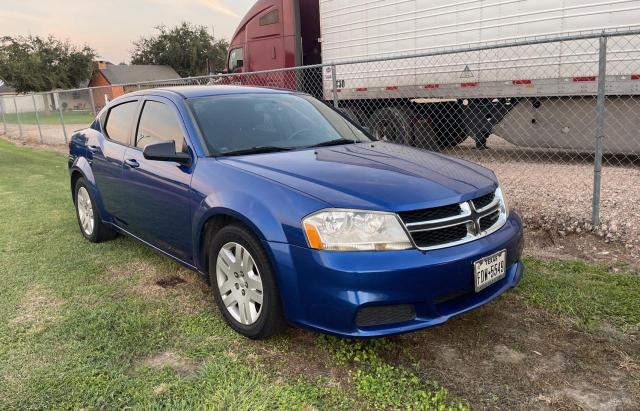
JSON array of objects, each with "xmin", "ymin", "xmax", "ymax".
[
  {"xmin": 208, "ymin": 224, "xmax": 286, "ymax": 339},
  {"xmin": 73, "ymin": 177, "xmax": 117, "ymax": 243}
]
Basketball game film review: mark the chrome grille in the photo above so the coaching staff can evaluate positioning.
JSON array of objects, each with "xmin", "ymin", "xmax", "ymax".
[
  {"xmin": 398, "ymin": 203, "xmax": 462, "ymax": 224},
  {"xmin": 472, "ymin": 192, "xmax": 495, "ymax": 210},
  {"xmin": 398, "ymin": 188, "xmax": 508, "ymax": 251},
  {"xmin": 479, "ymin": 210, "xmax": 501, "ymax": 231}
]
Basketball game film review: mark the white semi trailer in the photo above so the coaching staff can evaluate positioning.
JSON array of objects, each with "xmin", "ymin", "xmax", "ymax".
[{"xmin": 228, "ymin": 0, "xmax": 640, "ymax": 152}]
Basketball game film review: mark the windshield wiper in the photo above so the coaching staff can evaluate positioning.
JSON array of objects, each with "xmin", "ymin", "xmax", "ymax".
[
  {"xmin": 221, "ymin": 146, "xmax": 293, "ymax": 157},
  {"xmin": 307, "ymin": 139, "xmax": 357, "ymax": 148}
]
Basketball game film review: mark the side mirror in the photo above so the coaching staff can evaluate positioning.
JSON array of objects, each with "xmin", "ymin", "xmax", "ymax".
[{"xmin": 143, "ymin": 140, "xmax": 191, "ymax": 165}]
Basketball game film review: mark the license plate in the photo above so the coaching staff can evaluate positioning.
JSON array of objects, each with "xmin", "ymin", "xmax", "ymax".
[{"xmin": 474, "ymin": 250, "xmax": 507, "ymax": 292}]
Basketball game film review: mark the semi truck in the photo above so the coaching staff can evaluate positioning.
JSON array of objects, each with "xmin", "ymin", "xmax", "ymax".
[{"xmin": 225, "ymin": 0, "xmax": 640, "ymax": 152}]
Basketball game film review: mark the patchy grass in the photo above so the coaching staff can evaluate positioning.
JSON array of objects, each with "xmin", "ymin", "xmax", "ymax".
[
  {"xmin": 1, "ymin": 138, "xmax": 638, "ymax": 409},
  {"xmin": 2, "ymin": 111, "xmax": 93, "ymax": 125},
  {"xmin": 318, "ymin": 337, "xmax": 469, "ymax": 410},
  {"xmin": 0, "ymin": 139, "xmax": 463, "ymax": 409},
  {"xmin": 518, "ymin": 258, "xmax": 640, "ymax": 331}
]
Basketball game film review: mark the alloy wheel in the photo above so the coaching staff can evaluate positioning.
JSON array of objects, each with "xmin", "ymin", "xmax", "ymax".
[
  {"xmin": 216, "ymin": 242, "xmax": 264, "ymax": 325},
  {"xmin": 77, "ymin": 186, "xmax": 94, "ymax": 236}
]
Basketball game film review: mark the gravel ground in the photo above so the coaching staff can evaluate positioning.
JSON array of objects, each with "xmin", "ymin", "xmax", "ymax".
[
  {"xmin": 494, "ymin": 162, "xmax": 640, "ymax": 261},
  {"xmin": 442, "ymin": 135, "xmax": 640, "ymax": 262},
  {"xmin": 3, "ymin": 130, "xmax": 640, "ymax": 263}
]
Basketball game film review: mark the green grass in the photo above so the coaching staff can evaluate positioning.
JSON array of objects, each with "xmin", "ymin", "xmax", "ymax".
[
  {"xmin": 0, "ymin": 138, "xmax": 638, "ymax": 409},
  {"xmin": 2, "ymin": 111, "xmax": 94, "ymax": 125},
  {"xmin": 0, "ymin": 138, "xmax": 465, "ymax": 409},
  {"xmin": 518, "ymin": 258, "xmax": 640, "ymax": 331}
]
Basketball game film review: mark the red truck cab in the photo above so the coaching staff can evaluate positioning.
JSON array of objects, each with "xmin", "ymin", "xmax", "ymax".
[{"xmin": 226, "ymin": 0, "xmax": 320, "ymax": 77}]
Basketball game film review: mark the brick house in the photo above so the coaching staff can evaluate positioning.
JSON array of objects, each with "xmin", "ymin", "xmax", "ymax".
[{"xmin": 89, "ymin": 62, "xmax": 180, "ymax": 110}]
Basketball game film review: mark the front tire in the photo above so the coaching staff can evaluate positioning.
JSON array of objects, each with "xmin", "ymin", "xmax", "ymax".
[
  {"xmin": 208, "ymin": 224, "xmax": 286, "ymax": 339},
  {"xmin": 74, "ymin": 177, "xmax": 117, "ymax": 243}
]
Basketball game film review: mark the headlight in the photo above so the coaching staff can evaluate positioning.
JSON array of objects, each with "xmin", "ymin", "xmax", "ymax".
[
  {"xmin": 303, "ymin": 209, "xmax": 413, "ymax": 251},
  {"xmin": 495, "ymin": 185, "xmax": 509, "ymax": 217}
]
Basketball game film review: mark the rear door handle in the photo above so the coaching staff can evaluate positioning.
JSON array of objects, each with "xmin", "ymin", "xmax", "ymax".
[
  {"xmin": 124, "ymin": 159, "xmax": 140, "ymax": 168},
  {"xmin": 88, "ymin": 145, "xmax": 100, "ymax": 153}
]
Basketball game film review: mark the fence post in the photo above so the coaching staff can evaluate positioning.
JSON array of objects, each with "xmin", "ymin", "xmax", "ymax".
[
  {"xmin": 13, "ymin": 97, "xmax": 23, "ymax": 138},
  {"xmin": 56, "ymin": 92, "xmax": 68, "ymax": 144},
  {"xmin": 592, "ymin": 35, "xmax": 607, "ymax": 228},
  {"xmin": 0, "ymin": 98, "xmax": 7, "ymax": 135},
  {"xmin": 331, "ymin": 65, "xmax": 339, "ymax": 109},
  {"xmin": 32, "ymin": 94, "xmax": 44, "ymax": 143},
  {"xmin": 88, "ymin": 88, "xmax": 97, "ymax": 116}
]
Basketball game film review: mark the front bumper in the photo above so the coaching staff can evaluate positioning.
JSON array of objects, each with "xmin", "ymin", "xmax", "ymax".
[{"xmin": 269, "ymin": 212, "xmax": 524, "ymax": 337}]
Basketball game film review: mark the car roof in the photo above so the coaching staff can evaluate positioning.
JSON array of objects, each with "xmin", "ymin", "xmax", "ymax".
[{"xmin": 124, "ymin": 85, "xmax": 295, "ymax": 100}]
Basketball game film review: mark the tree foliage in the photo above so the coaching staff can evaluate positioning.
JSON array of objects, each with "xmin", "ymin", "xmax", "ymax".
[
  {"xmin": 131, "ymin": 22, "xmax": 229, "ymax": 77},
  {"xmin": 0, "ymin": 35, "xmax": 96, "ymax": 93}
]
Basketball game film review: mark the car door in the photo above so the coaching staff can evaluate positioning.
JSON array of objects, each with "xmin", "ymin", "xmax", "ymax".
[
  {"xmin": 120, "ymin": 97, "xmax": 195, "ymax": 262},
  {"xmin": 91, "ymin": 99, "xmax": 139, "ymax": 223}
]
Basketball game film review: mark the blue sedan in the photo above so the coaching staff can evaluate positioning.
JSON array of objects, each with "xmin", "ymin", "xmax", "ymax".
[{"xmin": 68, "ymin": 86, "xmax": 524, "ymax": 339}]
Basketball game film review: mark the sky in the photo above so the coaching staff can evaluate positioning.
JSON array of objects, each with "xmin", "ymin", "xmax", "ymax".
[{"xmin": 0, "ymin": 0, "xmax": 255, "ymax": 63}]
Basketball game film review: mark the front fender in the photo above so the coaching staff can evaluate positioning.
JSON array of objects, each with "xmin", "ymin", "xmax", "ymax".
[
  {"xmin": 192, "ymin": 192, "xmax": 290, "ymax": 273},
  {"xmin": 190, "ymin": 160, "xmax": 331, "ymax": 272},
  {"xmin": 195, "ymin": 196, "xmax": 284, "ymax": 243}
]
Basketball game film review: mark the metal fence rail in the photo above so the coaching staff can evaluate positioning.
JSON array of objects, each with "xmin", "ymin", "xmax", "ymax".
[{"xmin": 2, "ymin": 28, "xmax": 640, "ymax": 239}]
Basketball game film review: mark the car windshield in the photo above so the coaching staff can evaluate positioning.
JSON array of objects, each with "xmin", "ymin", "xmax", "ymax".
[{"xmin": 188, "ymin": 93, "xmax": 372, "ymax": 156}]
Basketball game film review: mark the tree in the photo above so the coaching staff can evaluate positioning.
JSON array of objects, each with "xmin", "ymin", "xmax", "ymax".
[
  {"xmin": 0, "ymin": 35, "xmax": 96, "ymax": 93},
  {"xmin": 131, "ymin": 22, "xmax": 229, "ymax": 77}
]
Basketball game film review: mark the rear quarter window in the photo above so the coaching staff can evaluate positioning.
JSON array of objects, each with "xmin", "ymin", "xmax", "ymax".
[{"xmin": 104, "ymin": 101, "xmax": 138, "ymax": 145}]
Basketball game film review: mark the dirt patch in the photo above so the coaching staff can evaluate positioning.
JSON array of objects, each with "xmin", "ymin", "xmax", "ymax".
[
  {"xmin": 142, "ymin": 351, "xmax": 198, "ymax": 377},
  {"xmin": 389, "ymin": 297, "xmax": 640, "ymax": 410},
  {"xmin": 524, "ymin": 228, "xmax": 640, "ymax": 270},
  {"xmin": 155, "ymin": 275, "xmax": 187, "ymax": 288},
  {"xmin": 106, "ymin": 260, "xmax": 213, "ymax": 314},
  {"xmin": 493, "ymin": 344, "xmax": 527, "ymax": 364},
  {"xmin": 242, "ymin": 328, "xmax": 351, "ymax": 391},
  {"xmin": 153, "ymin": 383, "xmax": 169, "ymax": 395},
  {"xmin": 1, "ymin": 134, "xmax": 68, "ymax": 155},
  {"xmin": 9, "ymin": 284, "xmax": 65, "ymax": 334}
]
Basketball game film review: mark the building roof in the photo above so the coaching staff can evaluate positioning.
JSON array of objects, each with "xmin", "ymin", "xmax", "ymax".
[{"xmin": 98, "ymin": 65, "xmax": 181, "ymax": 85}]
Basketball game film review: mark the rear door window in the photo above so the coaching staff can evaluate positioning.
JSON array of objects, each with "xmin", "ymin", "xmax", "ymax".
[
  {"xmin": 135, "ymin": 100, "xmax": 185, "ymax": 152},
  {"xmin": 105, "ymin": 101, "xmax": 138, "ymax": 145}
]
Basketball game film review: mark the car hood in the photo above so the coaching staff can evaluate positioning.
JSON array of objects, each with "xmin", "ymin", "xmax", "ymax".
[{"xmin": 218, "ymin": 142, "xmax": 497, "ymax": 211}]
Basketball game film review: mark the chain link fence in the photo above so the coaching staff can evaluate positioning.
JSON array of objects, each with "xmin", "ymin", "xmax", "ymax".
[{"xmin": 2, "ymin": 29, "xmax": 640, "ymax": 249}]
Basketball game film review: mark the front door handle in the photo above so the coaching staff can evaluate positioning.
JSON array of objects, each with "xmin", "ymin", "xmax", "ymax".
[
  {"xmin": 124, "ymin": 158, "xmax": 140, "ymax": 169},
  {"xmin": 88, "ymin": 145, "xmax": 100, "ymax": 153}
]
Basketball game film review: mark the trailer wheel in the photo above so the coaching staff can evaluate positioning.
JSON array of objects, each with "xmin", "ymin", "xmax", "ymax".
[
  {"xmin": 436, "ymin": 125, "xmax": 468, "ymax": 148},
  {"xmin": 366, "ymin": 107, "xmax": 413, "ymax": 145},
  {"xmin": 413, "ymin": 116, "xmax": 438, "ymax": 149},
  {"xmin": 432, "ymin": 104, "xmax": 468, "ymax": 148}
]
